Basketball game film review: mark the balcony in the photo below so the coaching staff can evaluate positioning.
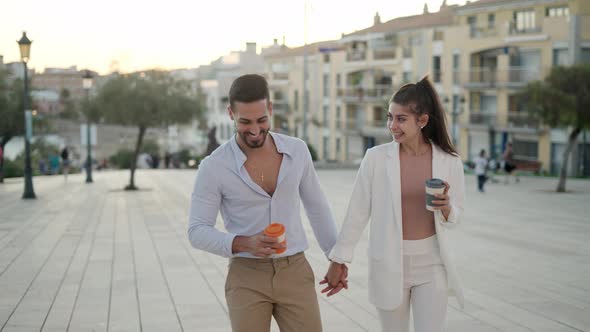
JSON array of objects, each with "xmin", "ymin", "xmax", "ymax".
[
  {"xmin": 272, "ymin": 100, "xmax": 290, "ymax": 116},
  {"xmin": 462, "ymin": 67, "xmax": 543, "ymax": 89},
  {"xmin": 509, "ymin": 25, "xmax": 542, "ymax": 36},
  {"xmin": 507, "ymin": 112, "xmax": 539, "ymax": 128},
  {"xmin": 272, "ymin": 72, "xmax": 289, "ymax": 80},
  {"xmin": 469, "ymin": 112, "xmax": 497, "ymax": 126},
  {"xmin": 373, "ymin": 47, "xmax": 396, "ymax": 60},
  {"xmin": 346, "ymin": 50, "xmax": 366, "ymax": 62},
  {"xmin": 402, "ymin": 47, "xmax": 412, "ymax": 58},
  {"xmin": 337, "ymin": 85, "xmax": 393, "ymax": 104},
  {"xmin": 469, "ymin": 27, "xmax": 498, "ymax": 39}
]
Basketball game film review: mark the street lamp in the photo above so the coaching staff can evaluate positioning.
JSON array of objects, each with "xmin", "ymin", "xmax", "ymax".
[
  {"xmin": 17, "ymin": 32, "xmax": 36, "ymax": 199},
  {"xmin": 82, "ymin": 70, "xmax": 93, "ymax": 183},
  {"xmin": 444, "ymin": 95, "xmax": 465, "ymax": 146}
]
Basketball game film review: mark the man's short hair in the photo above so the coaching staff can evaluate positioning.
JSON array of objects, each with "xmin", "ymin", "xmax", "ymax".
[{"xmin": 228, "ymin": 74, "xmax": 270, "ymax": 110}]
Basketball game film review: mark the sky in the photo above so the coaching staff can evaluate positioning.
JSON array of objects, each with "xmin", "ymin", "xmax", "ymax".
[{"xmin": 1, "ymin": 0, "xmax": 467, "ymax": 75}]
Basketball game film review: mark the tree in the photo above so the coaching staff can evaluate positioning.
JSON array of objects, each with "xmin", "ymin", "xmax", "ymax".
[
  {"xmin": 520, "ymin": 65, "xmax": 590, "ymax": 192},
  {"xmin": 92, "ymin": 70, "xmax": 202, "ymax": 190},
  {"xmin": 0, "ymin": 70, "xmax": 27, "ymax": 183}
]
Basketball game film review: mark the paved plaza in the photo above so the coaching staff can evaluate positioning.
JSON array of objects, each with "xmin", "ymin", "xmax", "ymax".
[{"xmin": 0, "ymin": 169, "xmax": 588, "ymax": 332}]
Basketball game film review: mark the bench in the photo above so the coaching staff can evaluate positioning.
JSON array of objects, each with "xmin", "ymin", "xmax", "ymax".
[{"xmin": 512, "ymin": 158, "xmax": 542, "ymax": 174}]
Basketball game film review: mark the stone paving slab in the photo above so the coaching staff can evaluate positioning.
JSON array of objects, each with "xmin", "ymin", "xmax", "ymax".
[{"xmin": 0, "ymin": 169, "xmax": 588, "ymax": 332}]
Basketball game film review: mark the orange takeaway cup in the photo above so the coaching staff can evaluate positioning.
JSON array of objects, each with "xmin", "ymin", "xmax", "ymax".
[{"xmin": 264, "ymin": 223, "xmax": 286, "ymax": 254}]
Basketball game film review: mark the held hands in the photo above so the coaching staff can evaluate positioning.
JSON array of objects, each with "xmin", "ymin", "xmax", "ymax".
[
  {"xmin": 232, "ymin": 232, "xmax": 286, "ymax": 257},
  {"xmin": 431, "ymin": 180, "xmax": 451, "ymax": 218},
  {"xmin": 319, "ymin": 261, "xmax": 349, "ymax": 297}
]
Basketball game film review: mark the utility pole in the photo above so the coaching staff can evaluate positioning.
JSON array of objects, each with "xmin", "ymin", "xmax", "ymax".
[{"xmin": 302, "ymin": 0, "xmax": 309, "ymax": 142}]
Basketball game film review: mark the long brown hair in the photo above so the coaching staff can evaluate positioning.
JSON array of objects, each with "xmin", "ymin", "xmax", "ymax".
[{"xmin": 390, "ymin": 76, "xmax": 457, "ymax": 156}]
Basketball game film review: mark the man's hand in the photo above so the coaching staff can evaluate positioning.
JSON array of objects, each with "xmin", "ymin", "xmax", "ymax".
[
  {"xmin": 319, "ymin": 261, "xmax": 349, "ymax": 297},
  {"xmin": 231, "ymin": 232, "xmax": 286, "ymax": 257}
]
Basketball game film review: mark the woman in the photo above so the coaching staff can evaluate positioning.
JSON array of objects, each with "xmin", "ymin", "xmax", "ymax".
[{"xmin": 321, "ymin": 77, "xmax": 465, "ymax": 332}]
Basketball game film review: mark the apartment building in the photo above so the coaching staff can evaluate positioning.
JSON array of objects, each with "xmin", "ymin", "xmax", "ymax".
[
  {"xmin": 447, "ymin": 0, "xmax": 590, "ymax": 174},
  {"xmin": 260, "ymin": 0, "xmax": 589, "ymax": 175}
]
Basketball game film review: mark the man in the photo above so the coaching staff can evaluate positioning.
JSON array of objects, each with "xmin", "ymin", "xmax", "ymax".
[{"xmin": 188, "ymin": 74, "xmax": 344, "ymax": 332}]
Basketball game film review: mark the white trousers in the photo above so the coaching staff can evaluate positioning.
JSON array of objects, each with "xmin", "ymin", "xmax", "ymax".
[{"xmin": 377, "ymin": 235, "xmax": 448, "ymax": 332}]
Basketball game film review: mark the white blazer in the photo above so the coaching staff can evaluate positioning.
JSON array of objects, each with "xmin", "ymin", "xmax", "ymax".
[{"xmin": 329, "ymin": 141, "xmax": 465, "ymax": 310}]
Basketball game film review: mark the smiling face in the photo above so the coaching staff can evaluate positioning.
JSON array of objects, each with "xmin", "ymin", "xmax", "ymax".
[
  {"xmin": 229, "ymin": 99, "xmax": 273, "ymax": 149},
  {"xmin": 386, "ymin": 102, "xmax": 429, "ymax": 144}
]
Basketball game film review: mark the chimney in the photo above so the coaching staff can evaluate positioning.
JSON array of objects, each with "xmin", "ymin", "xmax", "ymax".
[
  {"xmin": 273, "ymin": 38, "xmax": 278, "ymax": 46},
  {"xmin": 246, "ymin": 42, "xmax": 256, "ymax": 54},
  {"xmin": 423, "ymin": 3, "xmax": 429, "ymax": 14},
  {"xmin": 282, "ymin": 35, "xmax": 286, "ymax": 45},
  {"xmin": 374, "ymin": 12, "xmax": 381, "ymax": 25},
  {"xmin": 440, "ymin": 0, "xmax": 447, "ymax": 10}
]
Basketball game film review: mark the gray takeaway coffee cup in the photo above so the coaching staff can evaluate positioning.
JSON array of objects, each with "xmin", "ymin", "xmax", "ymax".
[{"xmin": 425, "ymin": 178, "xmax": 446, "ymax": 211}]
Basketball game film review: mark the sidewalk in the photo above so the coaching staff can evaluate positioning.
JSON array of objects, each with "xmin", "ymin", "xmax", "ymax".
[{"xmin": 0, "ymin": 170, "xmax": 588, "ymax": 331}]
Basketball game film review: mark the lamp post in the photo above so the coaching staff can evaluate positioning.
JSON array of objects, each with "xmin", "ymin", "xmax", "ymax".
[
  {"xmin": 82, "ymin": 70, "xmax": 93, "ymax": 183},
  {"xmin": 444, "ymin": 95, "xmax": 465, "ymax": 146},
  {"xmin": 17, "ymin": 32, "xmax": 36, "ymax": 199}
]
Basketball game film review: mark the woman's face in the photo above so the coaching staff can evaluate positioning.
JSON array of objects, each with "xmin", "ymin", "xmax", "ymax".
[{"xmin": 387, "ymin": 102, "xmax": 427, "ymax": 144}]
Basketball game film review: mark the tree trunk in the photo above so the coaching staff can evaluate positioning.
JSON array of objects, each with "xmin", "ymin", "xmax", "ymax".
[
  {"xmin": 556, "ymin": 127, "xmax": 581, "ymax": 192},
  {"xmin": 0, "ymin": 136, "xmax": 12, "ymax": 184},
  {"xmin": 125, "ymin": 125, "xmax": 146, "ymax": 191}
]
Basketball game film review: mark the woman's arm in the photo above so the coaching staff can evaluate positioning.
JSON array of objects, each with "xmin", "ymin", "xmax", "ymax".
[{"xmin": 328, "ymin": 150, "xmax": 374, "ymax": 263}]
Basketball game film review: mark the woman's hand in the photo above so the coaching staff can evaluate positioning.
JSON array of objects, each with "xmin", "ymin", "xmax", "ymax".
[
  {"xmin": 431, "ymin": 180, "xmax": 451, "ymax": 219},
  {"xmin": 319, "ymin": 261, "xmax": 349, "ymax": 297}
]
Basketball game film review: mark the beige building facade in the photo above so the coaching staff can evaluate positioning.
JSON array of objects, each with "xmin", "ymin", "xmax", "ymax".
[{"xmin": 263, "ymin": 0, "xmax": 590, "ymax": 175}]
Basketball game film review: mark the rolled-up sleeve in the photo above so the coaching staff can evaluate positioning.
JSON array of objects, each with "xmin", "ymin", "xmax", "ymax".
[
  {"xmin": 299, "ymin": 145, "xmax": 338, "ymax": 258},
  {"xmin": 188, "ymin": 159, "xmax": 236, "ymax": 257}
]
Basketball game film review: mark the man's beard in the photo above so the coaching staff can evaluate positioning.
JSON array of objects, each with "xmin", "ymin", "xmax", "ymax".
[{"xmin": 238, "ymin": 129, "xmax": 269, "ymax": 149}]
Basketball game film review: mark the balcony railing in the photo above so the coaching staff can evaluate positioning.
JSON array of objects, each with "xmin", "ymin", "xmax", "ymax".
[
  {"xmin": 469, "ymin": 112, "xmax": 497, "ymax": 126},
  {"xmin": 337, "ymin": 84, "xmax": 393, "ymax": 103},
  {"xmin": 462, "ymin": 67, "xmax": 543, "ymax": 88},
  {"xmin": 470, "ymin": 27, "xmax": 498, "ymax": 38},
  {"xmin": 507, "ymin": 112, "xmax": 539, "ymax": 128},
  {"xmin": 272, "ymin": 72, "xmax": 289, "ymax": 80},
  {"xmin": 402, "ymin": 47, "xmax": 412, "ymax": 58},
  {"xmin": 346, "ymin": 51, "xmax": 366, "ymax": 62},
  {"xmin": 509, "ymin": 25, "xmax": 543, "ymax": 35},
  {"xmin": 373, "ymin": 47, "xmax": 396, "ymax": 60},
  {"xmin": 272, "ymin": 100, "xmax": 290, "ymax": 115}
]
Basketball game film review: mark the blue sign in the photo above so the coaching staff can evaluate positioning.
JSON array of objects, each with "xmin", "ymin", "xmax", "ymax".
[{"xmin": 25, "ymin": 110, "xmax": 32, "ymax": 141}]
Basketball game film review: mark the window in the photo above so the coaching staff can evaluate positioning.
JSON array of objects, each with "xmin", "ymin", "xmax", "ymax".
[
  {"xmin": 323, "ymin": 137, "xmax": 329, "ymax": 160},
  {"xmin": 336, "ymin": 74, "xmax": 341, "ymax": 87},
  {"xmin": 336, "ymin": 106, "xmax": 341, "ymax": 130},
  {"xmin": 403, "ymin": 72, "xmax": 412, "ymax": 83},
  {"xmin": 514, "ymin": 10, "xmax": 536, "ymax": 32},
  {"xmin": 433, "ymin": 30, "xmax": 444, "ymax": 41},
  {"xmin": 467, "ymin": 16, "xmax": 477, "ymax": 37},
  {"xmin": 546, "ymin": 6, "xmax": 569, "ymax": 17},
  {"xmin": 293, "ymin": 90, "xmax": 299, "ymax": 111},
  {"xmin": 488, "ymin": 14, "xmax": 495, "ymax": 29},
  {"xmin": 323, "ymin": 53, "xmax": 330, "ymax": 63},
  {"xmin": 553, "ymin": 48, "xmax": 570, "ymax": 66},
  {"xmin": 582, "ymin": 48, "xmax": 590, "ymax": 64},
  {"xmin": 323, "ymin": 105, "xmax": 329, "ymax": 126},
  {"xmin": 323, "ymin": 74, "xmax": 329, "ymax": 97},
  {"xmin": 452, "ymin": 54, "xmax": 460, "ymax": 84},
  {"xmin": 433, "ymin": 56, "xmax": 442, "ymax": 83},
  {"xmin": 336, "ymin": 138, "xmax": 341, "ymax": 156}
]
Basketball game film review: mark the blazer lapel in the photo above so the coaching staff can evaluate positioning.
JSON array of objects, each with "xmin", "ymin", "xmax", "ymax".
[{"xmin": 386, "ymin": 142, "xmax": 403, "ymax": 230}]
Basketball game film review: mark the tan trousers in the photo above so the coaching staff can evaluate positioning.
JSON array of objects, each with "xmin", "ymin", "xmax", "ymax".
[{"xmin": 225, "ymin": 252, "xmax": 322, "ymax": 332}]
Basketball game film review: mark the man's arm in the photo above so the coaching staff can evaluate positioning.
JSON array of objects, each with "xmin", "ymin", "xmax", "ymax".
[
  {"xmin": 187, "ymin": 159, "xmax": 237, "ymax": 257},
  {"xmin": 188, "ymin": 158, "xmax": 286, "ymax": 258},
  {"xmin": 298, "ymin": 144, "xmax": 338, "ymax": 257}
]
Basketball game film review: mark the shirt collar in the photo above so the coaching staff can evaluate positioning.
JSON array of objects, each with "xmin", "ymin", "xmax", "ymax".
[{"xmin": 229, "ymin": 131, "xmax": 292, "ymax": 171}]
